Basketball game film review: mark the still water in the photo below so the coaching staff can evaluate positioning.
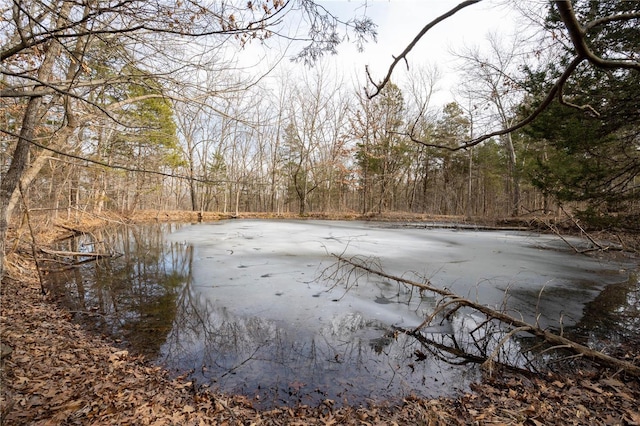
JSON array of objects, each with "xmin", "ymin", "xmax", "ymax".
[{"xmin": 49, "ymin": 220, "xmax": 639, "ymax": 407}]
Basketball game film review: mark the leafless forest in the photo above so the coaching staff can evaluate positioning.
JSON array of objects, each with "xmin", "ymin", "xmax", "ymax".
[{"xmin": 1, "ymin": 1, "xmax": 639, "ymax": 276}]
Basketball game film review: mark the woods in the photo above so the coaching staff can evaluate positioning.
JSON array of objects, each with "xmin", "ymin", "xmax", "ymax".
[{"xmin": 2, "ymin": 1, "xmax": 639, "ymax": 279}]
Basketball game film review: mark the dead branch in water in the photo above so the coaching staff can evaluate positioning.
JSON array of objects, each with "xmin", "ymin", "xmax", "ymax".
[
  {"xmin": 392, "ymin": 325, "xmax": 539, "ymax": 377},
  {"xmin": 38, "ymin": 247, "xmax": 121, "ymax": 272},
  {"xmin": 559, "ymin": 206, "xmax": 605, "ymax": 251},
  {"xmin": 39, "ymin": 248, "xmax": 118, "ymax": 259},
  {"xmin": 331, "ymin": 253, "xmax": 640, "ymax": 377},
  {"xmin": 536, "ymin": 207, "xmax": 624, "ymax": 254},
  {"xmin": 40, "ymin": 256, "xmax": 120, "ymax": 273}
]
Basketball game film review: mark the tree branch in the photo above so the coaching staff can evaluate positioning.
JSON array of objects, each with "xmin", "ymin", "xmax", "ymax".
[
  {"xmin": 584, "ymin": 12, "xmax": 640, "ymax": 32},
  {"xmin": 408, "ymin": 56, "xmax": 584, "ymax": 151},
  {"xmin": 556, "ymin": 1, "xmax": 640, "ymax": 71},
  {"xmin": 365, "ymin": 0, "xmax": 483, "ymax": 99},
  {"xmin": 374, "ymin": 1, "xmax": 637, "ymax": 153},
  {"xmin": 1, "ymin": 1, "xmax": 292, "ymax": 62},
  {"xmin": 0, "ymin": 128, "xmax": 231, "ymax": 186},
  {"xmin": 333, "ymin": 253, "xmax": 640, "ymax": 377}
]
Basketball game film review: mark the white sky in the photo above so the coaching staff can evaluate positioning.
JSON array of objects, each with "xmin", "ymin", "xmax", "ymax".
[
  {"xmin": 325, "ymin": 1, "xmax": 516, "ymax": 69},
  {"xmin": 235, "ymin": 0, "xmax": 543, "ymax": 109},
  {"xmin": 326, "ymin": 0, "xmax": 523, "ymax": 105}
]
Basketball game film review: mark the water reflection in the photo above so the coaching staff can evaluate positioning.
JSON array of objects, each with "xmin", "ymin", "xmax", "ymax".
[
  {"xmin": 48, "ymin": 221, "xmax": 638, "ymax": 408},
  {"xmin": 568, "ymin": 273, "xmax": 640, "ymax": 349},
  {"xmin": 49, "ymin": 224, "xmax": 188, "ymax": 358},
  {"xmin": 163, "ymin": 278, "xmax": 476, "ymax": 407}
]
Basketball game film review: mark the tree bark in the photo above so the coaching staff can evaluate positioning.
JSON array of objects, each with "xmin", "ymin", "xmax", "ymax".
[
  {"xmin": 0, "ymin": 99, "xmax": 43, "ymax": 280},
  {"xmin": 504, "ymin": 132, "xmax": 520, "ymax": 217}
]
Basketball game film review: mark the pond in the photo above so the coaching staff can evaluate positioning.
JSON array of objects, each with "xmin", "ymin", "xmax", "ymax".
[{"xmin": 48, "ymin": 220, "xmax": 639, "ymax": 408}]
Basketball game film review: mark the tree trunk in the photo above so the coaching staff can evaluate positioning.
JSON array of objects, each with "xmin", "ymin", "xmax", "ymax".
[
  {"xmin": 0, "ymin": 4, "xmax": 70, "ymax": 280},
  {"xmin": 504, "ymin": 132, "xmax": 520, "ymax": 217},
  {"xmin": 0, "ymin": 99, "xmax": 42, "ymax": 280},
  {"xmin": 189, "ymin": 168, "xmax": 198, "ymax": 212},
  {"xmin": 466, "ymin": 147, "xmax": 473, "ymax": 218}
]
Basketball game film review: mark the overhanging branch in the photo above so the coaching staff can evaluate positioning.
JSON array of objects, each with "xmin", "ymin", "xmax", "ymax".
[
  {"xmin": 0, "ymin": 128, "xmax": 230, "ymax": 186},
  {"xmin": 408, "ymin": 56, "xmax": 585, "ymax": 151},
  {"xmin": 365, "ymin": 0, "xmax": 482, "ymax": 99},
  {"xmin": 556, "ymin": 1, "xmax": 640, "ymax": 71}
]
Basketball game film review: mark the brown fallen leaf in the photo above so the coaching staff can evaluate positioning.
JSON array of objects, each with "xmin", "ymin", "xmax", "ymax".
[
  {"xmin": 580, "ymin": 380, "xmax": 604, "ymax": 394},
  {"xmin": 625, "ymin": 410, "xmax": 640, "ymax": 426}
]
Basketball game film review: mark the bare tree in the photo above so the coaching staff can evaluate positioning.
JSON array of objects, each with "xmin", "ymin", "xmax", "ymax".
[
  {"xmin": 283, "ymin": 63, "xmax": 345, "ymax": 215},
  {"xmin": 403, "ymin": 64, "xmax": 441, "ymax": 213},
  {"xmin": 0, "ymin": 0, "xmax": 377, "ymax": 279},
  {"xmin": 454, "ymin": 32, "xmax": 527, "ymax": 216}
]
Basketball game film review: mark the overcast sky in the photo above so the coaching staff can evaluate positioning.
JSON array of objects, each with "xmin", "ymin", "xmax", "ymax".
[
  {"xmin": 329, "ymin": 2, "xmax": 516, "ymax": 69},
  {"xmin": 237, "ymin": 0, "xmax": 544, "ymax": 109},
  {"xmin": 328, "ymin": 0, "xmax": 532, "ymax": 104}
]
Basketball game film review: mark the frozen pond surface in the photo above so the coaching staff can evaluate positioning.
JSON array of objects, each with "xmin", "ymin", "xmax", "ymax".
[
  {"xmin": 161, "ymin": 220, "xmax": 634, "ymax": 406},
  {"xmin": 50, "ymin": 219, "xmax": 638, "ymax": 408}
]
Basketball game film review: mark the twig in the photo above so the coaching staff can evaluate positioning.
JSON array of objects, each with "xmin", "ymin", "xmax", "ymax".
[
  {"xmin": 413, "ymin": 298, "xmax": 464, "ymax": 333},
  {"xmin": 219, "ymin": 345, "xmax": 263, "ymax": 378},
  {"xmin": 482, "ymin": 326, "xmax": 532, "ymax": 376},
  {"xmin": 19, "ymin": 183, "xmax": 46, "ymax": 295}
]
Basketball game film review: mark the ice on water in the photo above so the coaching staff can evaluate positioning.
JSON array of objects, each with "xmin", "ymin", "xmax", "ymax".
[{"xmin": 163, "ymin": 219, "xmax": 631, "ymax": 406}]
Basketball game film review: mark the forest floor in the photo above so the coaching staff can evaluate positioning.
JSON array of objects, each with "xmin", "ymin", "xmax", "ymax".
[{"xmin": 1, "ymin": 210, "xmax": 640, "ymax": 425}]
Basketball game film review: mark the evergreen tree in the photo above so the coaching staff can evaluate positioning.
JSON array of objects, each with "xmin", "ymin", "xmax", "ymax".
[
  {"xmin": 521, "ymin": 0, "xmax": 640, "ymax": 228},
  {"xmin": 433, "ymin": 102, "xmax": 471, "ymax": 215},
  {"xmin": 354, "ymin": 83, "xmax": 410, "ymax": 213}
]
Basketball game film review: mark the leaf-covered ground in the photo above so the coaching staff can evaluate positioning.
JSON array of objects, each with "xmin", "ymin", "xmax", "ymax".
[{"xmin": 2, "ymin": 212, "xmax": 639, "ymax": 425}]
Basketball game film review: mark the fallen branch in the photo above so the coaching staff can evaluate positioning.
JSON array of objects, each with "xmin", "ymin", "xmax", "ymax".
[
  {"xmin": 54, "ymin": 223, "xmax": 89, "ymax": 239},
  {"xmin": 39, "ymin": 247, "xmax": 118, "ymax": 259},
  {"xmin": 332, "ymin": 254, "xmax": 640, "ymax": 377},
  {"xmin": 537, "ymin": 217, "xmax": 585, "ymax": 254},
  {"xmin": 393, "ymin": 325, "xmax": 538, "ymax": 377},
  {"xmin": 41, "ymin": 256, "xmax": 119, "ymax": 272},
  {"xmin": 559, "ymin": 205, "xmax": 604, "ymax": 250},
  {"xmin": 394, "ymin": 326, "xmax": 486, "ymax": 365},
  {"xmin": 482, "ymin": 326, "xmax": 532, "ymax": 376},
  {"xmin": 535, "ymin": 209, "xmax": 624, "ymax": 254}
]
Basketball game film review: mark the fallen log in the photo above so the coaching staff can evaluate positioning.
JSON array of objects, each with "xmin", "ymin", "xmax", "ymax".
[
  {"xmin": 39, "ymin": 247, "xmax": 117, "ymax": 259},
  {"xmin": 41, "ymin": 256, "xmax": 121, "ymax": 273},
  {"xmin": 53, "ymin": 223, "xmax": 88, "ymax": 241},
  {"xmin": 332, "ymin": 253, "xmax": 640, "ymax": 378}
]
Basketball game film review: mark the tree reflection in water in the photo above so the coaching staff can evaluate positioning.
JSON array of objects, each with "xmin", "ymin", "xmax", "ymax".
[
  {"xmin": 48, "ymin": 224, "xmax": 476, "ymax": 407},
  {"xmin": 162, "ymin": 279, "xmax": 478, "ymax": 408},
  {"xmin": 48, "ymin": 224, "xmax": 188, "ymax": 358},
  {"xmin": 568, "ymin": 273, "xmax": 640, "ymax": 350}
]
